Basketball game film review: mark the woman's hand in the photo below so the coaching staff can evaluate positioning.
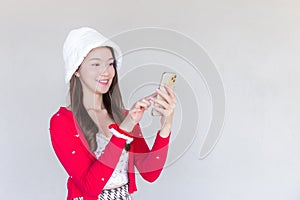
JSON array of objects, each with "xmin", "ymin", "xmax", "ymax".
[
  {"xmin": 151, "ymin": 84, "xmax": 177, "ymax": 138},
  {"xmin": 119, "ymin": 92, "xmax": 156, "ymax": 133}
]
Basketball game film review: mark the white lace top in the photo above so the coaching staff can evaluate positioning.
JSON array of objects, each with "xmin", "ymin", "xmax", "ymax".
[{"xmin": 94, "ymin": 133, "xmax": 129, "ymax": 189}]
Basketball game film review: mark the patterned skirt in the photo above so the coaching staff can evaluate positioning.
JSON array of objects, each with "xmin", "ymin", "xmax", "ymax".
[{"xmin": 73, "ymin": 184, "xmax": 132, "ymax": 200}]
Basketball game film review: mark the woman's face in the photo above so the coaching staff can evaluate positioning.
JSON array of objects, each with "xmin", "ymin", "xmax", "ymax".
[{"xmin": 76, "ymin": 47, "xmax": 116, "ymax": 95}]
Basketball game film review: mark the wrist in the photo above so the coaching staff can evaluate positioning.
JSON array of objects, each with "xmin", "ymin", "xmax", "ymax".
[
  {"xmin": 159, "ymin": 124, "xmax": 171, "ymax": 138},
  {"xmin": 108, "ymin": 123, "xmax": 134, "ymax": 144},
  {"xmin": 119, "ymin": 115, "xmax": 136, "ymax": 133}
]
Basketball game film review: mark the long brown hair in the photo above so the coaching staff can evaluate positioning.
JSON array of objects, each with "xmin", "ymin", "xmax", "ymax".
[{"xmin": 69, "ymin": 46, "xmax": 125, "ymax": 152}]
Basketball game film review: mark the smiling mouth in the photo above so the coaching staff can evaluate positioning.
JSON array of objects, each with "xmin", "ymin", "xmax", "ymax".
[{"xmin": 97, "ymin": 79, "xmax": 109, "ymax": 85}]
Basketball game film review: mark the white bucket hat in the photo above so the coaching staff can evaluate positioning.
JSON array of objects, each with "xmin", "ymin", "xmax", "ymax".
[{"xmin": 63, "ymin": 27, "xmax": 122, "ymax": 85}]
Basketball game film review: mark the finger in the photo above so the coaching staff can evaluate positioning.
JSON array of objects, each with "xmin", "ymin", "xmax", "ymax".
[
  {"xmin": 156, "ymin": 88, "xmax": 171, "ymax": 104},
  {"xmin": 131, "ymin": 105, "xmax": 146, "ymax": 113},
  {"xmin": 163, "ymin": 85, "xmax": 176, "ymax": 106},
  {"xmin": 141, "ymin": 98, "xmax": 151, "ymax": 107},
  {"xmin": 135, "ymin": 101, "xmax": 150, "ymax": 110},
  {"xmin": 131, "ymin": 107, "xmax": 142, "ymax": 113},
  {"xmin": 164, "ymin": 84, "xmax": 176, "ymax": 99},
  {"xmin": 145, "ymin": 92, "xmax": 158, "ymax": 101},
  {"xmin": 153, "ymin": 98, "xmax": 169, "ymax": 109},
  {"xmin": 152, "ymin": 105, "xmax": 165, "ymax": 116}
]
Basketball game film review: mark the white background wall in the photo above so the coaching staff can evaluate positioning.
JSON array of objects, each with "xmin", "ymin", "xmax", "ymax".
[{"xmin": 1, "ymin": 0, "xmax": 300, "ymax": 199}]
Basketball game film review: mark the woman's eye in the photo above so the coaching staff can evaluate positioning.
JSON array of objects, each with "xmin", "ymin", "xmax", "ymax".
[
  {"xmin": 109, "ymin": 62, "xmax": 114, "ymax": 66},
  {"xmin": 91, "ymin": 63, "xmax": 100, "ymax": 66}
]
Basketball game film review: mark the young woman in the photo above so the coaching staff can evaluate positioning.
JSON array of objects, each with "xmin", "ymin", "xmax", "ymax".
[{"xmin": 49, "ymin": 27, "xmax": 176, "ymax": 200}]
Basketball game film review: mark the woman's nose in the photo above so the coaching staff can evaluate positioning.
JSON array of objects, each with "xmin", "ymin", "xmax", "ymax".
[{"xmin": 98, "ymin": 64, "xmax": 111, "ymax": 76}]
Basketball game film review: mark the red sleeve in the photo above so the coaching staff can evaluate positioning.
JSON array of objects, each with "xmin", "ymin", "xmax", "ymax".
[
  {"xmin": 132, "ymin": 123, "xmax": 171, "ymax": 182},
  {"xmin": 49, "ymin": 111, "xmax": 126, "ymax": 196}
]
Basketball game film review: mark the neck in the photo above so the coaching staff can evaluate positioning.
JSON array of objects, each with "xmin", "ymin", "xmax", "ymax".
[{"xmin": 83, "ymin": 90, "xmax": 105, "ymax": 111}]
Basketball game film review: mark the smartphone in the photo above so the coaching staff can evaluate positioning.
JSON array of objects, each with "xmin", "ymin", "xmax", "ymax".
[{"xmin": 152, "ymin": 72, "xmax": 177, "ymax": 116}]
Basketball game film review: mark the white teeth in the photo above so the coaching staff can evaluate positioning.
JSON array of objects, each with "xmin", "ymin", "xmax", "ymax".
[{"xmin": 99, "ymin": 80, "xmax": 108, "ymax": 83}]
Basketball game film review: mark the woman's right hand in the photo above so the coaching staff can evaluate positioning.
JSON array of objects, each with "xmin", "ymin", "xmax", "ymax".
[{"xmin": 119, "ymin": 92, "xmax": 157, "ymax": 133}]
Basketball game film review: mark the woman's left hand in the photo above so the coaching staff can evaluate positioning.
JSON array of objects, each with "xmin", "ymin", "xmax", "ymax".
[{"xmin": 151, "ymin": 84, "xmax": 177, "ymax": 137}]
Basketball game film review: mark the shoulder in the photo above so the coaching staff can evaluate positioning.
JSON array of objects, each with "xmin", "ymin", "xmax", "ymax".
[{"xmin": 49, "ymin": 106, "xmax": 75, "ymax": 132}]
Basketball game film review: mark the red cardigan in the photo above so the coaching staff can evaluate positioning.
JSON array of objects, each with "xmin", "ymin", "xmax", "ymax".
[{"xmin": 49, "ymin": 107, "xmax": 171, "ymax": 200}]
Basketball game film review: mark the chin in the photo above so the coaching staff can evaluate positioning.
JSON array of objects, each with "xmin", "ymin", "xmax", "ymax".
[
  {"xmin": 95, "ymin": 90, "xmax": 108, "ymax": 95},
  {"xmin": 95, "ymin": 81, "xmax": 112, "ymax": 94}
]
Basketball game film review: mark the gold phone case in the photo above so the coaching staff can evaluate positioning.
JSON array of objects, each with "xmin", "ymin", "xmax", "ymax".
[{"xmin": 152, "ymin": 72, "xmax": 177, "ymax": 116}]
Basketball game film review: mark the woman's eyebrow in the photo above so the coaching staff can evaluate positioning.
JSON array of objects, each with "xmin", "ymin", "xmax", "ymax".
[{"xmin": 89, "ymin": 57, "xmax": 114, "ymax": 61}]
